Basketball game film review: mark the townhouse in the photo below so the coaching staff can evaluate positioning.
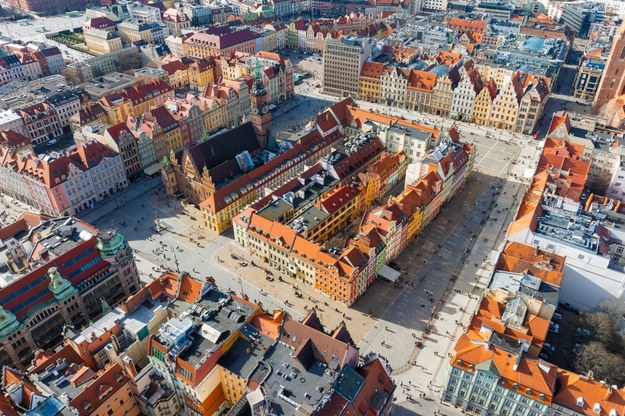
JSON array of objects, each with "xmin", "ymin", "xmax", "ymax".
[
  {"xmin": 99, "ymin": 80, "xmax": 174, "ymax": 124},
  {"xmin": 18, "ymin": 102, "xmax": 63, "ymax": 145},
  {"xmin": 0, "ymin": 139, "xmax": 128, "ymax": 216}
]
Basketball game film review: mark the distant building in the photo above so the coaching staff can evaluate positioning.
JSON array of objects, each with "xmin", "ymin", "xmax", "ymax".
[{"xmin": 323, "ymin": 35, "xmax": 373, "ymax": 98}]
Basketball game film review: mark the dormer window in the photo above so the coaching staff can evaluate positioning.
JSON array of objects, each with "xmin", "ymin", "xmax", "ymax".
[
  {"xmin": 594, "ymin": 404, "xmax": 601, "ymax": 413},
  {"xmin": 577, "ymin": 397, "xmax": 585, "ymax": 407}
]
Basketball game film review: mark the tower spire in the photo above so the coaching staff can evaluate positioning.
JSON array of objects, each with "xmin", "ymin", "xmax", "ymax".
[{"xmin": 250, "ymin": 57, "xmax": 271, "ymax": 148}]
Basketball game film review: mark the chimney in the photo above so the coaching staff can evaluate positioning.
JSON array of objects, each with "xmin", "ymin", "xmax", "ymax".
[
  {"xmin": 122, "ymin": 356, "xmax": 137, "ymax": 378},
  {"xmin": 90, "ymin": 332, "xmax": 97, "ymax": 341}
]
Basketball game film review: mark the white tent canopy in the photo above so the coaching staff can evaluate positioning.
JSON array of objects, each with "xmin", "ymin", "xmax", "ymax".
[{"xmin": 378, "ymin": 265, "xmax": 401, "ymax": 283}]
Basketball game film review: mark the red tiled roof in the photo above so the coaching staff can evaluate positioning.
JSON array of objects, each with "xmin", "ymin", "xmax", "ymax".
[{"xmin": 69, "ymin": 363, "xmax": 131, "ymax": 416}]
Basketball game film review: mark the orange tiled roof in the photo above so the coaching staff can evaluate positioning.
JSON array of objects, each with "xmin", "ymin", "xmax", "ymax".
[
  {"xmin": 69, "ymin": 363, "xmax": 131, "ymax": 416},
  {"xmin": 360, "ymin": 61, "xmax": 385, "ymax": 79},
  {"xmin": 452, "ymin": 334, "xmax": 558, "ymax": 403},
  {"xmin": 554, "ymin": 370, "xmax": 625, "ymax": 416},
  {"xmin": 496, "ymin": 241, "xmax": 565, "ymax": 287}
]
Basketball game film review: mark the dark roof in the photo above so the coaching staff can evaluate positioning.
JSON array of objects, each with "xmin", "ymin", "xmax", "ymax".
[{"xmin": 186, "ymin": 122, "xmax": 260, "ymax": 173}]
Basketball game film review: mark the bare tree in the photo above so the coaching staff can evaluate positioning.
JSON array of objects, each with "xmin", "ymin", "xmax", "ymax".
[{"xmin": 575, "ymin": 342, "xmax": 625, "ymax": 386}]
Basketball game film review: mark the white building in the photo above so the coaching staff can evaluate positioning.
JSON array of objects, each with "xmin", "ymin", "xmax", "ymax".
[
  {"xmin": 47, "ymin": 92, "xmax": 82, "ymax": 130},
  {"xmin": 606, "ymin": 161, "xmax": 625, "ymax": 199},
  {"xmin": 0, "ymin": 109, "xmax": 25, "ymax": 135},
  {"xmin": 508, "ymin": 184, "xmax": 625, "ymax": 311},
  {"xmin": 450, "ymin": 70, "xmax": 479, "ymax": 121},
  {"xmin": 423, "ymin": 0, "xmax": 448, "ymax": 11},
  {"xmin": 127, "ymin": 2, "xmax": 162, "ymax": 24}
]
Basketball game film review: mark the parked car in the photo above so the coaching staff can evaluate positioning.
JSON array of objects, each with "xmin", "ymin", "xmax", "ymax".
[
  {"xmin": 576, "ymin": 328, "xmax": 592, "ymax": 338},
  {"xmin": 573, "ymin": 343, "xmax": 583, "ymax": 354},
  {"xmin": 543, "ymin": 342, "xmax": 556, "ymax": 353},
  {"xmin": 552, "ymin": 312, "xmax": 562, "ymax": 322},
  {"xmin": 549, "ymin": 322, "xmax": 560, "ymax": 334},
  {"xmin": 539, "ymin": 352, "xmax": 551, "ymax": 360}
]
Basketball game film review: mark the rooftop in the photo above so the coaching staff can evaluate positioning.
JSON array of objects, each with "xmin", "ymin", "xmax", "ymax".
[
  {"xmin": 0, "ymin": 215, "xmax": 97, "ymax": 284},
  {"xmin": 156, "ymin": 288, "xmax": 257, "ymax": 367},
  {"xmin": 248, "ymin": 341, "xmax": 337, "ymax": 415},
  {"xmin": 217, "ymin": 323, "xmax": 274, "ymax": 379}
]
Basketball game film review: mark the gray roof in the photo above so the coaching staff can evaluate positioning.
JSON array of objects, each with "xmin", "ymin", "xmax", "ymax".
[{"xmin": 248, "ymin": 342, "xmax": 338, "ymax": 415}]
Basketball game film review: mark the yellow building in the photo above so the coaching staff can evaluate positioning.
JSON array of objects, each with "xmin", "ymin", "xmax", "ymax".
[
  {"xmin": 471, "ymin": 79, "xmax": 497, "ymax": 125},
  {"xmin": 188, "ymin": 58, "xmax": 216, "ymax": 88},
  {"xmin": 488, "ymin": 72, "xmax": 523, "ymax": 130},
  {"xmin": 118, "ymin": 21, "xmax": 154, "ymax": 45},
  {"xmin": 162, "ymin": 59, "xmax": 190, "ymax": 89},
  {"xmin": 292, "ymin": 185, "xmax": 362, "ymax": 244},
  {"xmin": 359, "ymin": 61, "xmax": 384, "ymax": 103},
  {"xmin": 84, "ymin": 29, "xmax": 122, "ymax": 55}
]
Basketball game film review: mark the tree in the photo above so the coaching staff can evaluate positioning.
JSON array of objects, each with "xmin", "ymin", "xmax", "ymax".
[
  {"xmin": 574, "ymin": 342, "xmax": 625, "ymax": 386},
  {"xmin": 583, "ymin": 312, "xmax": 614, "ymax": 347}
]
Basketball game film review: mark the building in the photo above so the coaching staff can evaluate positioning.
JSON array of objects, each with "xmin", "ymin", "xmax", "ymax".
[
  {"xmin": 99, "ymin": 79, "xmax": 174, "ymax": 125},
  {"xmin": 489, "ymin": 72, "xmax": 523, "ymax": 130},
  {"xmin": 0, "ymin": 214, "xmax": 139, "ymax": 370},
  {"xmin": 46, "ymin": 91, "xmax": 82, "ymax": 131},
  {"xmin": 183, "ymin": 26, "xmax": 258, "ymax": 57},
  {"xmin": 561, "ymin": 1, "xmax": 605, "ymax": 36},
  {"xmin": 451, "ymin": 69, "xmax": 482, "ymax": 121},
  {"xmin": 359, "ymin": 61, "xmax": 385, "ymax": 103},
  {"xmin": 574, "ymin": 56, "xmax": 604, "ymax": 102},
  {"xmin": 516, "ymin": 77, "xmax": 550, "ymax": 135},
  {"xmin": 323, "ymin": 35, "xmax": 373, "ymax": 98},
  {"xmin": 143, "ymin": 269, "xmax": 394, "ymax": 416},
  {"xmin": 0, "ymin": 139, "xmax": 128, "ymax": 215},
  {"xmin": 127, "ymin": 2, "xmax": 163, "ymax": 24},
  {"xmin": 0, "ymin": 109, "xmax": 25, "ymax": 135},
  {"xmin": 442, "ymin": 236, "xmax": 625, "ymax": 416},
  {"xmin": 161, "ymin": 59, "xmax": 190, "ymax": 89},
  {"xmin": 31, "ymin": 361, "xmax": 142, "ymax": 416},
  {"xmin": 592, "ymin": 20, "xmax": 625, "ymax": 113},
  {"xmin": 18, "ymin": 102, "xmax": 63, "ymax": 145},
  {"xmin": 118, "ymin": 21, "xmax": 164, "ymax": 45},
  {"xmin": 162, "ymin": 8, "xmax": 191, "ymax": 36},
  {"xmin": 380, "ymin": 66, "xmax": 409, "ymax": 108},
  {"xmin": 75, "ymin": 122, "xmax": 142, "ymax": 179},
  {"xmin": 505, "ymin": 135, "xmax": 625, "ymax": 310}
]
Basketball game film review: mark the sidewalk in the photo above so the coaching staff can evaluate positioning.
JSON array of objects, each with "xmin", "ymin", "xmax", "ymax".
[
  {"xmin": 213, "ymin": 242, "xmax": 376, "ymax": 341},
  {"xmin": 79, "ymin": 177, "xmax": 161, "ymax": 225}
]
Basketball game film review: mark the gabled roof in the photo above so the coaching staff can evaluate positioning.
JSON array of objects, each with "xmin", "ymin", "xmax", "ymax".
[
  {"xmin": 0, "ymin": 130, "xmax": 30, "ymax": 149},
  {"xmin": 161, "ymin": 59, "xmax": 189, "ymax": 75},
  {"xmin": 69, "ymin": 363, "xmax": 129, "ymax": 416},
  {"xmin": 280, "ymin": 313, "xmax": 357, "ymax": 370},
  {"xmin": 554, "ymin": 370, "xmax": 625, "ymax": 416},
  {"xmin": 360, "ymin": 61, "xmax": 385, "ymax": 79},
  {"xmin": 497, "ymin": 241, "xmax": 565, "ymax": 287}
]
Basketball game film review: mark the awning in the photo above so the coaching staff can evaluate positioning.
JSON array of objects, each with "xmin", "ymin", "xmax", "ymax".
[
  {"xmin": 143, "ymin": 163, "xmax": 162, "ymax": 176},
  {"xmin": 378, "ymin": 265, "xmax": 401, "ymax": 283}
]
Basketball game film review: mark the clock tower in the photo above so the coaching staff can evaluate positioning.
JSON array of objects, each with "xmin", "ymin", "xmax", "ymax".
[{"xmin": 250, "ymin": 59, "xmax": 272, "ymax": 149}]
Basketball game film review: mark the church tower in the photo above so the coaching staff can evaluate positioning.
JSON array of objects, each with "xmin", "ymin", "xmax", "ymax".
[
  {"xmin": 593, "ymin": 20, "xmax": 625, "ymax": 113},
  {"xmin": 250, "ymin": 59, "xmax": 272, "ymax": 149}
]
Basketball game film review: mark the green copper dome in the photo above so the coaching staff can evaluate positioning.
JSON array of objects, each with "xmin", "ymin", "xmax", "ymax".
[
  {"xmin": 96, "ymin": 228, "xmax": 127, "ymax": 257},
  {"xmin": 0, "ymin": 306, "xmax": 22, "ymax": 338},
  {"xmin": 47, "ymin": 267, "xmax": 76, "ymax": 301}
]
